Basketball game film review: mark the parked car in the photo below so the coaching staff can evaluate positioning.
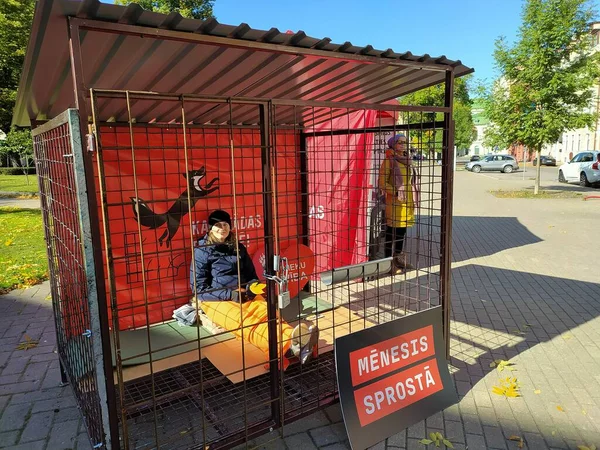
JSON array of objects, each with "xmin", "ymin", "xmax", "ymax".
[
  {"xmin": 532, "ymin": 155, "xmax": 557, "ymax": 166},
  {"xmin": 465, "ymin": 154, "xmax": 519, "ymax": 173},
  {"xmin": 558, "ymin": 151, "xmax": 600, "ymax": 187}
]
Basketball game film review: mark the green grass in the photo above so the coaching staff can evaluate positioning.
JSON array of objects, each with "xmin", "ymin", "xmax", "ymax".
[
  {"xmin": 490, "ymin": 189, "xmax": 584, "ymax": 199},
  {"xmin": 0, "ymin": 207, "xmax": 48, "ymax": 294},
  {"xmin": 0, "ymin": 175, "xmax": 39, "ymax": 193}
]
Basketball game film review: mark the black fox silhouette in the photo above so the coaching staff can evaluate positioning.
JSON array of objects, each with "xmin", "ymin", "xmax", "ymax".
[{"xmin": 130, "ymin": 167, "xmax": 219, "ymax": 247}]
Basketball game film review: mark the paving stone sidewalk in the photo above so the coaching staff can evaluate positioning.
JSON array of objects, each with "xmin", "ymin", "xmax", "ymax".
[
  {"xmin": 1, "ymin": 172, "xmax": 600, "ymax": 449},
  {"xmin": 0, "ymin": 196, "xmax": 41, "ymax": 209},
  {"xmin": 0, "ymin": 283, "xmax": 92, "ymax": 450}
]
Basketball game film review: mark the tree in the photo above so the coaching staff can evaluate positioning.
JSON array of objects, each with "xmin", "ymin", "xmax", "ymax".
[
  {"xmin": 483, "ymin": 0, "xmax": 600, "ymax": 194},
  {"xmin": 114, "ymin": 0, "xmax": 215, "ymax": 20},
  {"xmin": 0, "ymin": 128, "xmax": 33, "ymax": 173},
  {"xmin": 0, "ymin": 0, "xmax": 35, "ymax": 132},
  {"xmin": 398, "ymin": 76, "xmax": 476, "ymax": 158}
]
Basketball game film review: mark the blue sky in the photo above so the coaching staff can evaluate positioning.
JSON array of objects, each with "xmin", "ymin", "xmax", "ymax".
[{"xmin": 212, "ymin": 0, "xmax": 525, "ymax": 84}]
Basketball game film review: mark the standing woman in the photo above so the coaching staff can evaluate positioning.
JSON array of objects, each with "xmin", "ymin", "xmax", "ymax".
[
  {"xmin": 190, "ymin": 209, "xmax": 319, "ymax": 366},
  {"xmin": 378, "ymin": 134, "xmax": 420, "ymax": 274}
]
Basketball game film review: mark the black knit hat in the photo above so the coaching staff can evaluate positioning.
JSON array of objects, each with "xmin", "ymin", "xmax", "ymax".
[{"xmin": 208, "ymin": 209, "xmax": 232, "ymax": 228}]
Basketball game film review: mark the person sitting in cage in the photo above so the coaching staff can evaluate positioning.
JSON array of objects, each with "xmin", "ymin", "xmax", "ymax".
[
  {"xmin": 188, "ymin": 209, "xmax": 319, "ymax": 367},
  {"xmin": 378, "ymin": 134, "xmax": 420, "ymax": 274}
]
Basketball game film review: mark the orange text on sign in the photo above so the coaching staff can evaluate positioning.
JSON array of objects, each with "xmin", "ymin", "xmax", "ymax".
[
  {"xmin": 349, "ymin": 325, "xmax": 435, "ymax": 386},
  {"xmin": 353, "ymin": 358, "xmax": 443, "ymax": 426}
]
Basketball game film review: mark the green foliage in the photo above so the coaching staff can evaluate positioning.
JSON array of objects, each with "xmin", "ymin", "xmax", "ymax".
[
  {"xmin": 114, "ymin": 0, "xmax": 215, "ymax": 19},
  {"xmin": 483, "ymin": 0, "xmax": 600, "ymax": 154},
  {"xmin": 419, "ymin": 431, "xmax": 454, "ymax": 448},
  {"xmin": 0, "ymin": 207, "xmax": 47, "ymax": 294},
  {"xmin": 0, "ymin": 128, "xmax": 32, "ymax": 157},
  {"xmin": 0, "ymin": 129, "xmax": 33, "ymax": 172},
  {"xmin": 0, "ymin": 0, "xmax": 36, "ymax": 131},
  {"xmin": 399, "ymin": 76, "xmax": 476, "ymax": 154},
  {"xmin": 454, "ymin": 101, "xmax": 477, "ymax": 150},
  {"xmin": 490, "ymin": 189, "xmax": 584, "ymax": 199}
]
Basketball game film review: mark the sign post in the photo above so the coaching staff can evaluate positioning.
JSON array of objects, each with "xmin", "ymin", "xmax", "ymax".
[{"xmin": 335, "ymin": 306, "xmax": 457, "ymax": 450}]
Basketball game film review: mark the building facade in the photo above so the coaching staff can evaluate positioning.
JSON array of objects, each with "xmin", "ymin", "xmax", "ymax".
[{"xmin": 468, "ymin": 100, "xmax": 495, "ymax": 157}]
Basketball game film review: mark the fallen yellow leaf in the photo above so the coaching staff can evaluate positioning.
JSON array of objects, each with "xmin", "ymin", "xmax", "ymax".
[
  {"xmin": 556, "ymin": 405, "xmax": 565, "ymax": 412},
  {"xmin": 507, "ymin": 435, "xmax": 524, "ymax": 448},
  {"xmin": 534, "ymin": 389, "xmax": 541, "ymax": 394},
  {"xmin": 492, "ymin": 377, "xmax": 521, "ymax": 397},
  {"xmin": 16, "ymin": 335, "xmax": 39, "ymax": 351}
]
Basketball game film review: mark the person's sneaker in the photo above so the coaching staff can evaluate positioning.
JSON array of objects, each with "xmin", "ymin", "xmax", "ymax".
[
  {"xmin": 391, "ymin": 257, "xmax": 405, "ymax": 275},
  {"xmin": 290, "ymin": 323, "xmax": 319, "ymax": 364},
  {"xmin": 394, "ymin": 253, "xmax": 415, "ymax": 272}
]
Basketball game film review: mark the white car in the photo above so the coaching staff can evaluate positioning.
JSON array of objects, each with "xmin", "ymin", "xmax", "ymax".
[{"xmin": 558, "ymin": 151, "xmax": 600, "ymax": 187}]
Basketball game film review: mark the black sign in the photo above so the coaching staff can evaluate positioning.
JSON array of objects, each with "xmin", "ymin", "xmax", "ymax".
[{"xmin": 335, "ymin": 306, "xmax": 457, "ymax": 450}]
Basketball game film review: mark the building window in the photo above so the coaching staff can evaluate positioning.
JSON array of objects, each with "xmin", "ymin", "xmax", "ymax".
[{"xmin": 586, "ymin": 134, "xmax": 590, "ymax": 150}]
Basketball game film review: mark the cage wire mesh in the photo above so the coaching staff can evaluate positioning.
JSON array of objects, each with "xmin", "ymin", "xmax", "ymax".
[
  {"xmin": 32, "ymin": 121, "xmax": 106, "ymax": 447},
  {"xmin": 85, "ymin": 90, "xmax": 449, "ymax": 449},
  {"xmin": 272, "ymin": 104, "xmax": 446, "ymax": 424}
]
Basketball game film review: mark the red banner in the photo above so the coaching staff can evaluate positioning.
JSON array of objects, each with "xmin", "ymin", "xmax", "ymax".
[
  {"xmin": 306, "ymin": 109, "xmax": 397, "ymax": 274},
  {"xmin": 93, "ymin": 107, "xmax": 398, "ymax": 330},
  {"xmin": 306, "ymin": 111, "xmax": 377, "ymax": 273},
  {"xmin": 95, "ymin": 126, "xmax": 300, "ymax": 330}
]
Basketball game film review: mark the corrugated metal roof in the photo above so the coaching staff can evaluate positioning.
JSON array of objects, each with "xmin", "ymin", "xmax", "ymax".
[{"xmin": 13, "ymin": 0, "xmax": 473, "ymax": 127}]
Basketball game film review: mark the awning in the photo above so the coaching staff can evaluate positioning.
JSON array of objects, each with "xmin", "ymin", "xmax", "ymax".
[{"xmin": 13, "ymin": 0, "xmax": 473, "ymax": 127}]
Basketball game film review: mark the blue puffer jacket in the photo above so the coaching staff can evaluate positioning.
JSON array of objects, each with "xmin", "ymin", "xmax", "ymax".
[{"xmin": 190, "ymin": 235, "xmax": 258, "ymax": 301}]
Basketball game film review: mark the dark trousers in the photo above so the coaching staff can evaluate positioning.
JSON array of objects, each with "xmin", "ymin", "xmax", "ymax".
[{"xmin": 384, "ymin": 226, "xmax": 407, "ymax": 258}]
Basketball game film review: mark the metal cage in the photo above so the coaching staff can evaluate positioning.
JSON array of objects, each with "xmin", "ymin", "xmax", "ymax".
[
  {"xmin": 16, "ymin": 2, "xmax": 470, "ymax": 448},
  {"xmin": 32, "ymin": 94, "xmax": 455, "ymax": 449},
  {"xmin": 31, "ymin": 110, "xmax": 114, "ymax": 449}
]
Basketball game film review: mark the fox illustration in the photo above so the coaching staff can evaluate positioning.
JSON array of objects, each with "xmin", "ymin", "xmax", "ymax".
[{"xmin": 130, "ymin": 167, "xmax": 219, "ymax": 247}]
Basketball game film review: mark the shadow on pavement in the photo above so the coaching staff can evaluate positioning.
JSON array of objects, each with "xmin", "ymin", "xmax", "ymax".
[
  {"xmin": 345, "ymin": 264, "xmax": 600, "ymax": 448},
  {"xmin": 408, "ymin": 216, "xmax": 543, "ymax": 265}
]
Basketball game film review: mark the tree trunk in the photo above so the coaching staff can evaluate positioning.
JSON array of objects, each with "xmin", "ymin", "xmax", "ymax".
[
  {"xmin": 534, "ymin": 148, "xmax": 542, "ymax": 195},
  {"xmin": 8, "ymin": 153, "xmax": 22, "ymax": 168}
]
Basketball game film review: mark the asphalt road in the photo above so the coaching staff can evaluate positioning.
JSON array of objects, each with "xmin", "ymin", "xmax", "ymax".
[
  {"xmin": 464, "ymin": 164, "xmax": 560, "ymax": 182},
  {"xmin": 454, "ymin": 158, "xmax": 600, "ymax": 193}
]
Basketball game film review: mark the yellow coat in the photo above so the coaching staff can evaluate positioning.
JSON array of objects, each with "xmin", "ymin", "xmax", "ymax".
[{"xmin": 378, "ymin": 156, "xmax": 415, "ymax": 228}]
